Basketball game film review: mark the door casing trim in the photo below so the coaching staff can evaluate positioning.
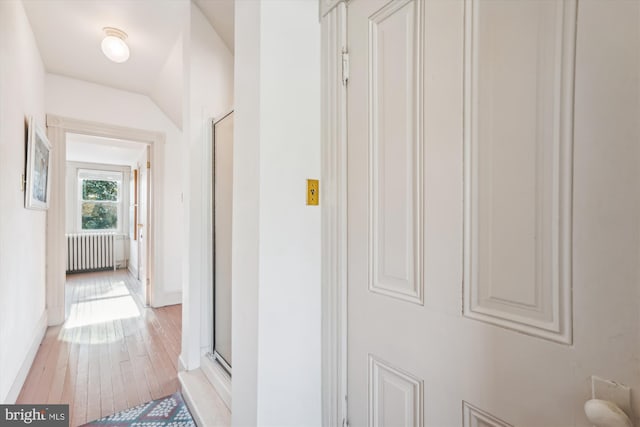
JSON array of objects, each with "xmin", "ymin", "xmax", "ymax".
[
  {"xmin": 46, "ymin": 114, "xmax": 164, "ymax": 324},
  {"xmin": 320, "ymin": 2, "xmax": 349, "ymax": 426}
]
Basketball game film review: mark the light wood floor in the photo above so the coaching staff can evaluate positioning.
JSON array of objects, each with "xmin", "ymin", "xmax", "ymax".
[{"xmin": 17, "ymin": 270, "xmax": 182, "ymax": 427}]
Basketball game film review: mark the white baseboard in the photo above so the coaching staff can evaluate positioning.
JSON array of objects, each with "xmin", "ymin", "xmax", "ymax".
[
  {"xmin": 4, "ymin": 309, "xmax": 48, "ymax": 403},
  {"xmin": 179, "ymin": 354, "xmax": 187, "ymax": 372},
  {"xmin": 128, "ymin": 263, "xmax": 138, "ymax": 278},
  {"xmin": 201, "ymin": 355, "xmax": 231, "ymax": 410},
  {"xmin": 152, "ymin": 290, "xmax": 182, "ymax": 308},
  {"xmin": 179, "ymin": 369, "xmax": 230, "ymax": 425}
]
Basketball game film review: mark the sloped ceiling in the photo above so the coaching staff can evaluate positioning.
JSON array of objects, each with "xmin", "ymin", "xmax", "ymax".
[
  {"xmin": 193, "ymin": 0, "xmax": 234, "ymax": 53},
  {"xmin": 22, "ymin": 0, "xmax": 234, "ymax": 130},
  {"xmin": 22, "ymin": 0, "xmax": 183, "ymax": 95}
]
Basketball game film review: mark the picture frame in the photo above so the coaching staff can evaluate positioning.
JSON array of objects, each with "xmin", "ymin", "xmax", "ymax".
[{"xmin": 25, "ymin": 116, "xmax": 52, "ymax": 210}]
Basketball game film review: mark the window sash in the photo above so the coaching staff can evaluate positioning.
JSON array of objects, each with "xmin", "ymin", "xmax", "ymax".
[
  {"xmin": 81, "ymin": 201, "xmax": 119, "ymax": 230},
  {"xmin": 77, "ymin": 169, "xmax": 124, "ymax": 233},
  {"xmin": 81, "ymin": 179, "xmax": 120, "ymax": 202}
]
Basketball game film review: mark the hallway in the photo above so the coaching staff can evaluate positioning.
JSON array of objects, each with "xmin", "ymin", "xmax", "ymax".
[{"xmin": 17, "ymin": 270, "xmax": 181, "ymax": 426}]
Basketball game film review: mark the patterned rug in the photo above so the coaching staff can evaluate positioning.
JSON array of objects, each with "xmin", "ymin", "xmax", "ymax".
[{"xmin": 80, "ymin": 392, "xmax": 196, "ymax": 426}]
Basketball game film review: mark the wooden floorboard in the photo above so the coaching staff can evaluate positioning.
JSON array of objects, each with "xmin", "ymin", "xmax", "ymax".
[{"xmin": 16, "ymin": 270, "xmax": 182, "ymax": 427}]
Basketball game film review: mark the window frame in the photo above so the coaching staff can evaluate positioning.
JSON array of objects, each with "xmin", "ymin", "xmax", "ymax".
[{"xmin": 76, "ymin": 169, "xmax": 124, "ymax": 233}]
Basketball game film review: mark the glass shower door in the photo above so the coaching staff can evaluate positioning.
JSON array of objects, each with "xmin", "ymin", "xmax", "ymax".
[{"xmin": 213, "ymin": 111, "xmax": 234, "ymax": 372}]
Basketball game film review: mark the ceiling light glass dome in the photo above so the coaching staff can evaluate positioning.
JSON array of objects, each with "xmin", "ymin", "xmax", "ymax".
[{"xmin": 101, "ymin": 27, "xmax": 130, "ymax": 63}]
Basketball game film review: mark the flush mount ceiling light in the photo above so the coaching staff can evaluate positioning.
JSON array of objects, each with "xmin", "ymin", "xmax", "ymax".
[{"xmin": 101, "ymin": 27, "xmax": 130, "ymax": 63}]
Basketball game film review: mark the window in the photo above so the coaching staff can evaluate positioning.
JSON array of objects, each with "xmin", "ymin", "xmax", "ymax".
[{"xmin": 78, "ymin": 170, "xmax": 123, "ymax": 231}]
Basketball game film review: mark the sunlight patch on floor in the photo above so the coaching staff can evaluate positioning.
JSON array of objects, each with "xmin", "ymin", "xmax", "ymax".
[
  {"xmin": 89, "ymin": 280, "xmax": 131, "ymax": 300},
  {"xmin": 64, "ymin": 294, "xmax": 140, "ymax": 330}
]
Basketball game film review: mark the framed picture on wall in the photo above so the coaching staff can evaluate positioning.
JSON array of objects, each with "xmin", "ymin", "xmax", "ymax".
[{"xmin": 25, "ymin": 116, "xmax": 52, "ymax": 210}]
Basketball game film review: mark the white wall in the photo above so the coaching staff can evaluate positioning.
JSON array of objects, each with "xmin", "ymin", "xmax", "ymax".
[
  {"xmin": 46, "ymin": 74, "xmax": 184, "ymax": 307},
  {"xmin": 151, "ymin": 35, "xmax": 184, "ymax": 130},
  {"xmin": 0, "ymin": 0, "xmax": 47, "ymax": 403},
  {"xmin": 232, "ymin": 2, "xmax": 261, "ymax": 424},
  {"xmin": 181, "ymin": 2, "xmax": 234, "ymax": 370},
  {"xmin": 233, "ymin": 1, "xmax": 321, "ymax": 425}
]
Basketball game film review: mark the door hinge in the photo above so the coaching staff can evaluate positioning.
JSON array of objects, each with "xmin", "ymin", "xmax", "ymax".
[
  {"xmin": 341, "ymin": 49, "xmax": 350, "ymax": 86},
  {"xmin": 146, "ymin": 161, "xmax": 151, "ymax": 169}
]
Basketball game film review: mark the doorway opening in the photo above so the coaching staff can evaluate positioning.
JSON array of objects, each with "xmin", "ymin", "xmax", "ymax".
[
  {"xmin": 64, "ymin": 133, "xmax": 151, "ymax": 314},
  {"xmin": 46, "ymin": 115, "xmax": 164, "ymax": 327}
]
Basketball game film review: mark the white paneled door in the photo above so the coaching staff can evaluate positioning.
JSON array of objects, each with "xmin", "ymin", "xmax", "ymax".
[{"xmin": 345, "ymin": 0, "xmax": 640, "ymax": 426}]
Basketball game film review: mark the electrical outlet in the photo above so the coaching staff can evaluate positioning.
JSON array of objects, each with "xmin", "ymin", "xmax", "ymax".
[{"xmin": 307, "ymin": 179, "xmax": 319, "ymax": 206}]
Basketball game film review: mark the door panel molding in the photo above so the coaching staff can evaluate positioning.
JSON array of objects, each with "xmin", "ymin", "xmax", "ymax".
[
  {"xmin": 463, "ymin": 402, "xmax": 513, "ymax": 427},
  {"xmin": 368, "ymin": 0, "xmax": 424, "ymax": 305},
  {"xmin": 462, "ymin": 0, "xmax": 576, "ymax": 344},
  {"xmin": 369, "ymin": 355, "xmax": 424, "ymax": 427},
  {"xmin": 320, "ymin": 0, "xmax": 344, "ymax": 18}
]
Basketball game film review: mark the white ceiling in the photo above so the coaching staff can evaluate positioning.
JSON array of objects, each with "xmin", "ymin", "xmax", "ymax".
[
  {"xmin": 193, "ymin": 0, "xmax": 235, "ymax": 53},
  {"xmin": 67, "ymin": 133, "xmax": 147, "ymax": 166},
  {"xmin": 22, "ymin": 0, "xmax": 234, "ymax": 129},
  {"xmin": 22, "ymin": 0, "xmax": 184, "ymax": 96}
]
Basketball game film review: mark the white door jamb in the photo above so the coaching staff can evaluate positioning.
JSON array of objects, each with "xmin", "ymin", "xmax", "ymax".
[{"xmin": 320, "ymin": 2, "xmax": 349, "ymax": 426}]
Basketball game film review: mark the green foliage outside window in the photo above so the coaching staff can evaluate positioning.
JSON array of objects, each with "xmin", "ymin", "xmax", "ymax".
[
  {"xmin": 82, "ymin": 180, "xmax": 118, "ymax": 201},
  {"xmin": 81, "ymin": 179, "xmax": 119, "ymax": 230}
]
